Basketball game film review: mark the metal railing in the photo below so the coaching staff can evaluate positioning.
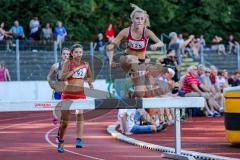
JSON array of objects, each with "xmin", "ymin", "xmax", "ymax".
[
  {"xmin": 0, "ymin": 40, "xmax": 97, "ymax": 81},
  {"xmin": 189, "ymin": 43, "xmax": 240, "ymax": 72},
  {"xmin": 160, "ymin": 33, "xmax": 169, "ymax": 54},
  {"xmin": 1, "ymin": 39, "xmax": 239, "ymax": 81}
]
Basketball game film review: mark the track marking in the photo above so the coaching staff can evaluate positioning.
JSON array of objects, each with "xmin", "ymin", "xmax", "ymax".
[
  {"xmin": 107, "ymin": 123, "xmax": 239, "ymax": 160},
  {"xmin": 45, "ymin": 127, "xmax": 104, "ymax": 160}
]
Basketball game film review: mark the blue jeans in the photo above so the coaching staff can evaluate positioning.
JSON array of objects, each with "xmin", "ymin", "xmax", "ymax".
[{"xmin": 130, "ymin": 125, "xmax": 152, "ymax": 134}]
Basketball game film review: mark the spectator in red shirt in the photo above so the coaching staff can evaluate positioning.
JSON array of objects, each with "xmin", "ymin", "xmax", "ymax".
[
  {"xmin": 182, "ymin": 66, "xmax": 214, "ymax": 116},
  {"xmin": 104, "ymin": 23, "xmax": 114, "ymax": 42}
]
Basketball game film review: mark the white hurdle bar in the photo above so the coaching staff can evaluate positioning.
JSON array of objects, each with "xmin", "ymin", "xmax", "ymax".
[{"xmin": 0, "ymin": 97, "xmax": 205, "ymax": 160}]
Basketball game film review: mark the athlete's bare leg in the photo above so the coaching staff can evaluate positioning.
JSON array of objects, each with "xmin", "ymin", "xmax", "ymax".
[
  {"xmin": 76, "ymin": 110, "xmax": 84, "ymax": 138},
  {"xmin": 59, "ymin": 110, "xmax": 71, "ymax": 140}
]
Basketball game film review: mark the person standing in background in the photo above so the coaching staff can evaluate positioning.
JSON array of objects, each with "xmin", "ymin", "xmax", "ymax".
[
  {"xmin": 54, "ymin": 21, "xmax": 67, "ymax": 49},
  {"xmin": 104, "ymin": 23, "xmax": 115, "ymax": 42},
  {"xmin": 0, "ymin": 61, "xmax": 11, "ymax": 81}
]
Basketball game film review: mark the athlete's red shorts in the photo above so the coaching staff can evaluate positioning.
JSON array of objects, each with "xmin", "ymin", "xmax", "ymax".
[{"xmin": 61, "ymin": 90, "xmax": 86, "ymax": 99}]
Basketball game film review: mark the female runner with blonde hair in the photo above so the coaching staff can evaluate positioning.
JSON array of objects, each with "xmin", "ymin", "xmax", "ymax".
[{"xmin": 107, "ymin": 3, "xmax": 164, "ymax": 98}]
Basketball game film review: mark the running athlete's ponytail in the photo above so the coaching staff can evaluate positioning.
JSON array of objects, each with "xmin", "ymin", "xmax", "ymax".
[{"xmin": 130, "ymin": 3, "xmax": 150, "ymax": 27}]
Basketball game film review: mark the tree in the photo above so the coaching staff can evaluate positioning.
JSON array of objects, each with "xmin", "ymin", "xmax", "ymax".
[{"xmin": 0, "ymin": 0, "xmax": 239, "ymax": 42}]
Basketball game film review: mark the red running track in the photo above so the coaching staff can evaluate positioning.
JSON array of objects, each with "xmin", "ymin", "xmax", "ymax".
[
  {"xmin": 0, "ymin": 111, "xmax": 168, "ymax": 160},
  {"xmin": 129, "ymin": 116, "xmax": 240, "ymax": 159},
  {"xmin": 0, "ymin": 110, "xmax": 239, "ymax": 160}
]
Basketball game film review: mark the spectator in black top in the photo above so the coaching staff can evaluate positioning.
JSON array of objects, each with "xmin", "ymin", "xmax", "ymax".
[{"xmin": 159, "ymin": 49, "xmax": 180, "ymax": 82}]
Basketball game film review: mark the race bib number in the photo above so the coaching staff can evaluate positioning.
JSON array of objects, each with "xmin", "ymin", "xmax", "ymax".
[
  {"xmin": 128, "ymin": 40, "xmax": 145, "ymax": 49},
  {"xmin": 72, "ymin": 68, "xmax": 87, "ymax": 78}
]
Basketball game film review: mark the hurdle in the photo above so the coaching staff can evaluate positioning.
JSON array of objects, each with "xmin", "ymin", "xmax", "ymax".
[{"xmin": 0, "ymin": 97, "xmax": 205, "ymax": 160}]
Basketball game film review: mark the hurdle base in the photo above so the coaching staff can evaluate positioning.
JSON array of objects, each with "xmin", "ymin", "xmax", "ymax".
[{"xmin": 161, "ymin": 152, "xmax": 196, "ymax": 160}]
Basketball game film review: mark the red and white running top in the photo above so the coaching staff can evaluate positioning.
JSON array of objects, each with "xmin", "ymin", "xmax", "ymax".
[
  {"xmin": 67, "ymin": 60, "xmax": 88, "ymax": 81},
  {"xmin": 126, "ymin": 26, "xmax": 149, "ymax": 52}
]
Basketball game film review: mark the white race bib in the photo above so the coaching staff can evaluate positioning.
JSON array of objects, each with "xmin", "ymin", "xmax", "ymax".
[
  {"xmin": 128, "ymin": 40, "xmax": 145, "ymax": 49},
  {"xmin": 72, "ymin": 68, "xmax": 87, "ymax": 78}
]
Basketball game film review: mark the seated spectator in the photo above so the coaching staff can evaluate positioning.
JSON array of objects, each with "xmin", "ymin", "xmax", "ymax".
[
  {"xmin": 211, "ymin": 35, "xmax": 226, "ymax": 55},
  {"xmin": 0, "ymin": 22, "xmax": 12, "ymax": 41},
  {"xmin": 199, "ymin": 66, "xmax": 222, "ymax": 115},
  {"xmin": 209, "ymin": 65, "xmax": 218, "ymax": 86},
  {"xmin": 118, "ymin": 109, "xmax": 166, "ymax": 135},
  {"xmin": 227, "ymin": 35, "xmax": 239, "ymax": 54},
  {"xmin": 0, "ymin": 22, "xmax": 12, "ymax": 51},
  {"xmin": 190, "ymin": 38, "xmax": 200, "ymax": 59},
  {"xmin": 0, "ymin": 61, "xmax": 11, "ymax": 81},
  {"xmin": 41, "ymin": 22, "xmax": 53, "ymax": 44},
  {"xmin": 182, "ymin": 66, "xmax": 215, "ymax": 117},
  {"xmin": 54, "ymin": 21, "xmax": 67, "ymax": 49},
  {"xmin": 104, "ymin": 23, "xmax": 115, "ymax": 42},
  {"xmin": 29, "ymin": 16, "xmax": 41, "ymax": 40},
  {"xmin": 228, "ymin": 71, "xmax": 240, "ymax": 86},
  {"xmin": 9, "ymin": 20, "xmax": 25, "ymax": 40},
  {"xmin": 216, "ymin": 70, "xmax": 229, "ymax": 92}
]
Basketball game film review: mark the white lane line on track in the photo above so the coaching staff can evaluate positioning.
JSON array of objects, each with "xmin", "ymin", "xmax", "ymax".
[
  {"xmin": 107, "ymin": 123, "xmax": 239, "ymax": 160},
  {"xmin": 0, "ymin": 118, "xmax": 51, "ymax": 130},
  {"xmin": 45, "ymin": 127, "xmax": 104, "ymax": 160}
]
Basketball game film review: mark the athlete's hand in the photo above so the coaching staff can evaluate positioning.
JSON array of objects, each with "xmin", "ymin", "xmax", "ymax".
[
  {"xmin": 150, "ymin": 44, "xmax": 158, "ymax": 51},
  {"xmin": 73, "ymin": 66, "xmax": 81, "ymax": 72}
]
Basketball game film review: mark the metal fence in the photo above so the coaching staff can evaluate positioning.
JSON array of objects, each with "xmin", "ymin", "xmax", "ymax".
[
  {"xmin": 0, "ymin": 39, "xmax": 239, "ymax": 81},
  {"xmin": 0, "ymin": 40, "xmax": 98, "ymax": 81},
  {"xmin": 199, "ymin": 43, "xmax": 240, "ymax": 73}
]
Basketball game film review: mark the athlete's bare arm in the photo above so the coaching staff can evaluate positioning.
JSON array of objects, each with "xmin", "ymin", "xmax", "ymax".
[
  {"xmin": 180, "ymin": 35, "xmax": 194, "ymax": 49},
  {"xmin": 47, "ymin": 64, "xmax": 57, "ymax": 89},
  {"xmin": 86, "ymin": 63, "xmax": 93, "ymax": 89},
  {"xmin": 106, "ymin": 28, "xmax": 128, "ymax": 51},
  {"xmin": 59, "ymin": 61, "xmax": 73, "ymax": 80},
  {"xmin": 146, "ymin": 29, "xmax": 164, "ymax": 50}
]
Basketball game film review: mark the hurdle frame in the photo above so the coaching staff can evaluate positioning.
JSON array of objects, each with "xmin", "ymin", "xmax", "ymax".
[{"xmin": 161, "ymin": 108, "xmax": 195, "ymax": 160}]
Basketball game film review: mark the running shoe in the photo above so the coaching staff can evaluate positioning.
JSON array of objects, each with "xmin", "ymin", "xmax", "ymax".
[
  {"xmin": 207, "ymin": 111, "xmax": 214, "ymax": 117},
  {"xmin": 57, "ymin": 140, "xmax": 64, "ymax": 153},
  {"xmin": 213, "ymin": 111, "xmax": 221, "ymax": 117},
  {"xmin": 75, "ymin": 138, "xmax": 83, "ymax": 148},
  {"xmin": 157, "ymin": 122, "xmax": 168, "ymax": 132}
]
